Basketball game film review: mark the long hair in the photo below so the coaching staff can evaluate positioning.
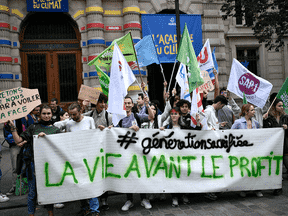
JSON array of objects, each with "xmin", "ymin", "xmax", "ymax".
[
  {"xmin": 146, "ymin": 103, "xmax": 158, "ymax": 129},
  {"xmin": 166, "ymin": 107, "xmax": 181, "ymax": 129},
  {"xmin": 269, "ymin": 98, "xmax": 285, "ymax": 117},
  {"xmin": 240, "ymin": 104, "xmax": 253, "ymax": 117}
]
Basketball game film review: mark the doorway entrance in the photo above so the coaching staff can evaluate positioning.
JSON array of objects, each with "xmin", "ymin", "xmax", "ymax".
[{"xmin": 20, "ymin": 13, "xmax": 82, "ymax": 108}]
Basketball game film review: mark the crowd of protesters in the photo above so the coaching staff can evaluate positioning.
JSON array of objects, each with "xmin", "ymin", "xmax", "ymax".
[{"xmin": 1, "ymin": 70, "xmax": 287, "ymax": 216}]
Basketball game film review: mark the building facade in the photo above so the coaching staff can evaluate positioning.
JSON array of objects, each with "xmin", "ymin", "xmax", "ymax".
[{"xmin": 0, "ymin": 0, "xmax": 287, "ymax": 105}]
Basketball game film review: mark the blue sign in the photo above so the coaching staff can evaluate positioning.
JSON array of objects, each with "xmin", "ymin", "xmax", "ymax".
[
  {"xmin": 142, "ymin": 14, "xmax": 202, "ymax": 63},
  {"xmin": 27, "ymin": 0, "xmax": 69, "ymax": 12}
]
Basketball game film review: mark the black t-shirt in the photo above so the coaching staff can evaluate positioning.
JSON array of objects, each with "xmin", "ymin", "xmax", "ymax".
[{"xmin": 51, "ymin": 106, "xmax": 62, "ymax": 123}]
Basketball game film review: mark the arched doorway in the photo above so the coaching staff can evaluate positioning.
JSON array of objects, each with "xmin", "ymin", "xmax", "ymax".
[{"xmin": 20, "ymin": 12, "xmax": 82, "ymax": 106}]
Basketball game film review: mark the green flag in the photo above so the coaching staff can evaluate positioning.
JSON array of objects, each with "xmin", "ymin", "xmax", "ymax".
[
  {"xmin": 276, "ymin": 77, "xmax": 288, "ymax": 114},
  {"xmin": 88, "ymin": 32, "xmax": 136, "ymax": 71},
  {"xmin": 95, "ymin": 65, "xmax": 110, "ymax": 96},
  {"xmin": 243, "ymin": 92, "xmax": 247, "ymax": 104},
  {"xmin": 176, "ymin": 23, "xmax": 204, "ymax": 92}
]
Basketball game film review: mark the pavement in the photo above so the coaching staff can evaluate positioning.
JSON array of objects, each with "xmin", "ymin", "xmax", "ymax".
[{"xmin": 1, "ymin": 126, "xmax": 288, "ymax": 215}]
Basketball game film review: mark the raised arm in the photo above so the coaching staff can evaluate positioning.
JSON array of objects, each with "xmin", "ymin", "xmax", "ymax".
[
  {"xmin": 144, "ymin": 96, "xmax": 155, "ymax": 120},
  {"xmin": 8, "ymin": 120, "xmax": 23, "ymax": 144}
]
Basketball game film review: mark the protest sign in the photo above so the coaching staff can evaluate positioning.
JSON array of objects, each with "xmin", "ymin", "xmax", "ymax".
[
  {"xmin": 34, "ymin": 127, "xmax": 283, "ymax": 205},
  {"xmin": 198, "ymin": 70, "xmax": 214, "ymax": 93},
  {"xmin": 276, "ymin": 77, "xmax": 288, "ymax": 114},
  {"xmin": 227, "ymin": 59, "xmax": 273, "ymax": 108},
  {"xmin": 78, "ymin": 85, "xmax": 101, "ymax": 105},
  {"xmin": 0, "ymin": 87, "xmax": 41, "ymax": 123}
]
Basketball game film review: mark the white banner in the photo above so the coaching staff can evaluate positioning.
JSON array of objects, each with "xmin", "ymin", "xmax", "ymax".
[
  {"xmin": 227, "ymin": 58, "xmax": 273, "ymax": 108},
  {"xmin": 34, "ymin": 128, "xmax": 284, "ymax": 205}
]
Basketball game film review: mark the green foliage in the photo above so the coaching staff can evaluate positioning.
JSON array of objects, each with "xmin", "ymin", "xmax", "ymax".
[{"xmin": 221, "ymin": 0, "xmax": 288, "ymax": 51}]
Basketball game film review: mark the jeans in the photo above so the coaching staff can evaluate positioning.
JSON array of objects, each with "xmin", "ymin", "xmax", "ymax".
[
  {"xmin": 9, "ymin": 145, "xmax": 21, "ymax": 188},
  {"xmin": 27, "ymin": 161, "xmax": 37, "ymax": 215}
]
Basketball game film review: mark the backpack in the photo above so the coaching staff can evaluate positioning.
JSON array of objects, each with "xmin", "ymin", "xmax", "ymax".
[
  {"xmin": 3, "ymin": 123, "xmax": 15, "ymax": 146},
  {"xmin": 118, "ymin": 113, "xmax": 141, "ymax": 128}
]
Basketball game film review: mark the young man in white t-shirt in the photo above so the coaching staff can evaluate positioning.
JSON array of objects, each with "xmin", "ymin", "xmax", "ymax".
[{"xmin": 54, "ymin": 103, "xmax": 99, "ymax": 216}]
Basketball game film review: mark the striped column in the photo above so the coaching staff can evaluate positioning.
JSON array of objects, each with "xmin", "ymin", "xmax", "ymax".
[
  {"xmin": 123, "ymin": 0, "xmax": 141, "ymax": 44},
  {"xmin": 0, "ymin": 1, "xmax": 13, "ymax": 90},
  {"xmin": 123, "ymin": 0, "xmax": 147, "ymax": 96},
  {"xmin": 86, "ymin": 0, "xmax": 105, "ymax": 85}
]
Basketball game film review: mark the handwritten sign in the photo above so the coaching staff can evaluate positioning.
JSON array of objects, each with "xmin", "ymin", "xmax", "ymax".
[
  {"xmin": 0, "ymin": 87, "xmax": 41, "ymax": 123},
  {"xmin": 27, "ymin": 0, "xmax": 69, "ymax": 12},
  {"xmin": 78, "ymin": 85, "xmax": 101, "ymax": 105},
  {"xmin": 198, "ymin": 70, "xmax": 214, "ymax": 93},
  {"xmin": 34, "ymin": 128, "xmax": 283, "ymax": 205}
]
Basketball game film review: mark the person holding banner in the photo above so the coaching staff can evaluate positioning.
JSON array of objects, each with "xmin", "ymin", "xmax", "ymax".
[
  {"xmin": 8, "ymin": 105, "xmax": 61, "ymax": 216},
  {"xmin": 263, "ymin": 98, "xmax": 288, "ymax": 196},
  {"xmin": 120, "ymin": 96, "xmax": 153, "ymax": 211},
  {"xmin": 54, "ymin": 103, "xmax": 100, "ymax": 216},
  {"xmin": 160, "ymin": 107, "xmax": 201, "ymax": 206},
  {"xmin": 231, "ymin": 104, "xmax": 263, "ymax": 198},
  {"xmin": 204, "ymin": 95, "xmax": 228, "ymax": 130}
]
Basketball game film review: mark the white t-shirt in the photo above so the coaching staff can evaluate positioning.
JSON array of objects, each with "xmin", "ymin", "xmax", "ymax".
[{"xmin": 54, "ymin": 116, "xmax": 95, "ymax": 132}]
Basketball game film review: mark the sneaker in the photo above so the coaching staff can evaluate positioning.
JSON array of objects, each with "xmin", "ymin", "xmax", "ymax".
[
  {"xmin": 101, "ymin": 199, "xmax": 109, "ymax": 211},
  {"xmin": 204, "ymin": 193, "xmax": 217, "ymax": 201},
  {"xmin": 121, "ymin": 200, "xmax": 133, "ymax": 211},
  {"xmin": 255, "ymin": 192, "xmax": 263, "ymax": 197},
  {"xmin": 54, "ymin": 203, "xmax": 64, "ymax": 209},
  {"xmin": 182, "ymin": 195, "xmax": 190, "ymax": 204},
  {"xmin": 0, "ymin": 194, "xmax": 9, "ymax": 202},
  {"xmin": 6, "ymin": 187, "xmax": 15, "ymax": 196},
  {"xmin": 141, "ymin": 199, "xmax": 152, "ymax": 209},
  {"xmin": 172, "ymin": 197, "xmax": 179, "ymax": 207}
]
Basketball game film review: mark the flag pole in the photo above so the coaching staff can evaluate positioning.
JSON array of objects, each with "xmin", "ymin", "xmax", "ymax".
[
  {"xmin": 151, "ymin": 34, "xmax": 166, "ymax": 82},
  {"xmin": 168, "ymin": 58, "xmax": 177, "ymax": 92},
  {"xmin": 266, "ymin": 96, "xmax": 277, "ymax": 115},
  {"xmin": 159, "ymin": 64, "xmax": 166, "ymax": 82},
  {"xmin": 130, "ymin": 32, "xmax": 144, "ymax": 83},
  {"xmin": 134, "ymin": 76, "xmax": 146, "ymax": 95}
]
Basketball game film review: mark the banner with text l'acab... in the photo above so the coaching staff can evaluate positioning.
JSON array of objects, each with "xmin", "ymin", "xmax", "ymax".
[
  {"xmin": 34, "ymin": 128, "xmax": 283, "ymax": 205},
  {"xmin": 227, "ymin": 58, "xmax": 273, "ymax": 108}
]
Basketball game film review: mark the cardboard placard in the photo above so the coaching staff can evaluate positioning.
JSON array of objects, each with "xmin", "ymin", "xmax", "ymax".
[
  {"xmin": 78, "ymin": 85, "xmax": 101, "ymax": 105},
  {"xmin": 198, "ymin": 70, "xmax": 214, "ymax": 93},
  {"xmin": 0, "ymin": 87, "xmax": 41, "ymax": 123}
]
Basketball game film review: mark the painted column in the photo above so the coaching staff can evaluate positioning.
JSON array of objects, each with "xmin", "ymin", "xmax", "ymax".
[
  {"xmin": 86, "ymin": 0, "xmax": 105, "ymax": 87},
  {"xmin": 0, "ymin": 0, "xmax": 12, "ymax": 90},
  {"xmin": 123, "ymin": 0, "xmax": 147, "ymax": 96}
]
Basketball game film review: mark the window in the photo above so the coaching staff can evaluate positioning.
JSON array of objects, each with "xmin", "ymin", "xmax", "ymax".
[
  {"xmin": 235, "ymin": 0, "xmax": 253, "ymax": 26},
  {"xmin": 237, "ymin": 48, "xmax": 259, "ymax": 75}
]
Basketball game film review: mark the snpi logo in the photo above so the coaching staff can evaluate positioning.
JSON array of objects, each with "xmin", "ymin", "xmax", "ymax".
[
  {"xmin": 238, "ymin": 73, "xmax": 260, "ymax": 95},
  {"xmin": 169, "ymin": 17, "xmax": 176, "ymax": 26}
]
